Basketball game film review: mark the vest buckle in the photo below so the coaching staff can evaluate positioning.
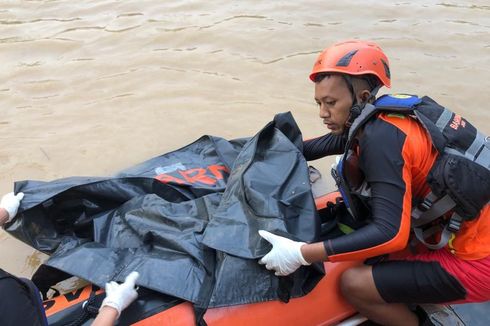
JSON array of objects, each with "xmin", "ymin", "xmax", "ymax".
[
  {"xmin": 448, "ymin": 214, "xmax": 463, "ymax": 233},
  {"xmin": 420, "ymin": 197, "xmax": 433, "ymax": 211}
]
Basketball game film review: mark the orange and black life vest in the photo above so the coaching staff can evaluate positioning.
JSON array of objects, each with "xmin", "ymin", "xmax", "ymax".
[{"xmin": 332, "ymin": 94, "xmax": 490, "ymax": 250}]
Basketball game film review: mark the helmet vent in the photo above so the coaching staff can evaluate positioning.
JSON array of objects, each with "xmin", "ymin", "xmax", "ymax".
[
  {"xmin": 381, "ymin": 58, "xmax": 391, "ymax": 79},
  {"xmin": 336, "ymin": 50, "xmax": 358, "ymax": 67}
]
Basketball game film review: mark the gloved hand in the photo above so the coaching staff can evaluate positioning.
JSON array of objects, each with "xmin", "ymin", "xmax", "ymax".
[
  {"xmin": 101, "ymin": 271, "xmax": 139, "ymax": 318},
  {"xmin": 258, "ymin": 230, "xmax": 310, "ymax": 276},
  {"xmin": 0, "ymin": 192, "xmax": 24, "ymax": 223}
]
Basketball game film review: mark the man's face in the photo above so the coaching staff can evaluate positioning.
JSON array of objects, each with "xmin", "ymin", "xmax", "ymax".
[{"xmin": 314, "ymin": 75, "xmax": 353, "ymax": 135}]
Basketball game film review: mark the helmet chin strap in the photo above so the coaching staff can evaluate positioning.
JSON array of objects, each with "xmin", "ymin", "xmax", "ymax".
[
  {"xmin": 344, "ymin": 103, "xmax": 364, "ymax": 129},
  {"xmin": 341, "ymin": 75, "xmax": 381, "ymax": 130}
]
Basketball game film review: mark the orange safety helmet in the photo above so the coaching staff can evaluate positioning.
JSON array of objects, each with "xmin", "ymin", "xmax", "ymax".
[{"xmin": 309, "ymin": 40, "xmax": 391, "ymax": 88}]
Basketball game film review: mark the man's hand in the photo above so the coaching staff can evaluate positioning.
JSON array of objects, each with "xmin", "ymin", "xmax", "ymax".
[
  {"xmin": 101, "ymin": 271, "xmax": 139, "ymax": 318},
  {"xmin": 0, "ymin": 192, "xmax": 24, "ymax": 223},
  {"xmin": 258, "ymin": 230, "xmax": 311, "ymax": 276}
]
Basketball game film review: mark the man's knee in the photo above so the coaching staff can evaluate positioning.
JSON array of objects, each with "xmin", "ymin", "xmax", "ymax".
[
  {"xmin": 340, "ymin": 266, "xmax": 381, "ymax": 303},
  {"xmin": 340, "ymin": 266, "xmax": 366, "ymax": 298}
]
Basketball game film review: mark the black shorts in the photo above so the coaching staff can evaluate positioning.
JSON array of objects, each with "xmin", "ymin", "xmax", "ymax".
[{"xmin": 372, "ymin": 260, "xmax": 467, "ymax": 304}]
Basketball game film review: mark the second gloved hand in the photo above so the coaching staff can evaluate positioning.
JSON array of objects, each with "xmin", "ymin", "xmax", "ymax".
[
  {"xmin": 101, "ymin": 271, "xmax": 139, "ymax": 318},
  {"xmin": 258, "ymin": 230, "xmax": 311, "ymax": 276},
  {"xmin": 0, "ymin": 192, "xmax": 24, "ymax": 223}
]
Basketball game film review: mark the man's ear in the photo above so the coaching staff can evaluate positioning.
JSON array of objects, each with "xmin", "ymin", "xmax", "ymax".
[{"xmin": 359, "ymin": 90, "xmax": 371, "ymax": 103}]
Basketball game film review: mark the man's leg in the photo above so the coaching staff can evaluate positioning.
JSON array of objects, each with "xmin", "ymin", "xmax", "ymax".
[
  {"xmin": 340, "ymin": 259, "xmax": 467, "ymax": 326},
  {"xmin": 340, "ymin": 265, "xmax": 419, "ymax": 326}
]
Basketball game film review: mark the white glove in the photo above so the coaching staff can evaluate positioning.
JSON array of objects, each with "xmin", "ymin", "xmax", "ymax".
[
  {"xmin": 101, "ymin": 271, "xmax": 139, "ymax": 318},
  {"xmin": 0, "ymin": 192, "xmax": 24, "ymax": 223},
  {"xmin": 258, "ymin": 230, "xmax": 310, "ymax": 276}
]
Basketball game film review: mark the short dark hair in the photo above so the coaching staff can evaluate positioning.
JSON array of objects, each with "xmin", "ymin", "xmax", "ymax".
[
  {"xmin": 362, "ymin": 74, "xmax": 381, "ymax": 91},
  {"xmin": 313, "ymin": 72, "xmax": 330, "ymax": 83}
]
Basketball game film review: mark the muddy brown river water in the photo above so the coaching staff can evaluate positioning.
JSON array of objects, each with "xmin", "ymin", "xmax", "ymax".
[{"xmin": 0, "ymin": 2, "xmax": 488, "ymax": 300}]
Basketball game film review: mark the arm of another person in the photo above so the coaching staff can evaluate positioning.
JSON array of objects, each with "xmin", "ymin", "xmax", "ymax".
[
  {"xmin": 91, "ymin": 307, "xmax": 119, "ymax": 326},
  {"xmin": 91, "ymin": 271, "xmax": 140, "ymax": 326},
  {"xmin": 0, "ymin": 208, "xmax": 8, "ymax": 226}
]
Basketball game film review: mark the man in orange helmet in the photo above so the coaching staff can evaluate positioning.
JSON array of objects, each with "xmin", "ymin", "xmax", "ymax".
[{"xmin": 258, "ymin": 40, "xmax": 490, "ymax": 325}]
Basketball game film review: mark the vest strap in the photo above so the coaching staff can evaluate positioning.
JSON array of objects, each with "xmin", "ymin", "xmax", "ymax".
[
  {"xmin": 413, "ymin": 214, "xmax": 463, "ymax": 250},
  {"xmin": 412, "ymin": 193, "xmax": 456, "ymax": 227}
]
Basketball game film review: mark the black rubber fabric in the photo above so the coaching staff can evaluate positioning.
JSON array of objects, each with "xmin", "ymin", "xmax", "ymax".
[
  {"xmin": 6, "ymin": 112, "xmax": 324, "ymax": 310},
  {"xmin": 372, "ymin": 260, "xmax": 467, "ymax": 304}
]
